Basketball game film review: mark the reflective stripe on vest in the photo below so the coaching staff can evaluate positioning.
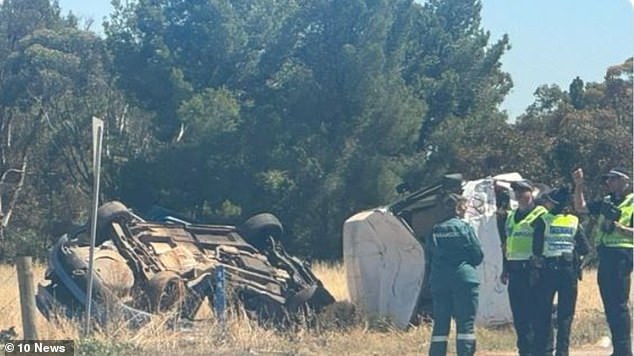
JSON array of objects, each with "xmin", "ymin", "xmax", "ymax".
[
  {"xmin": 598, "ymin": 193, "xmax": 634, "ymax": 248},
  {"xmin": 543, "ymin": 213, "xmax": 578, "ymax": 257},
  {"xmin": 505, "ymin": 205, "xmax": 548, "ymax": 260}
]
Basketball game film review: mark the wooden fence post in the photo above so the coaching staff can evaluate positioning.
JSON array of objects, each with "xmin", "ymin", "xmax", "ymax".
[{"xmin": 16, "ymin": 256, "xmax": 38, "ymax": 340}]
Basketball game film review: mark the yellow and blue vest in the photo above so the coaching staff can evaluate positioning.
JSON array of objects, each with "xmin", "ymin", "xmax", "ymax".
[
  {"xmin": 505, "ymin": 205, "xmax": 548, "ymax": 261},
  {"xmin": 542, "ymin": 213, "xmax": 579, "ymax": 257},
  {"xmin": 596, "ymin": 193, "xmax": 634, "ymax": 248}
]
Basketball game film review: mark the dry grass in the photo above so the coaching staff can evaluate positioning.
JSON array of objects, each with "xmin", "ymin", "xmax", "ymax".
[
  {"xmin": 0, "ymin": 264, "xmax": 80, "ymax": 341},
  {"xmin": 0, "ymin": 263, "xmax": 618, "ymax": 355},
  {"xmin": 569, "ymin": 270, "xmax": 612, "ymax": 346},
  {"xmin": 311, "ymin": 261, "xmax": 350, "ymax": 301}
]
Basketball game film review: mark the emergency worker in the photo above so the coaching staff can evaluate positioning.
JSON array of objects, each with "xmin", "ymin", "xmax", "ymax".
[
  {"xmin": 427, "ymin": 193, "xmax": 483, "ymax": 356},
  {"xmin": 499, "ymin": 180, "xmax": 548, "ymax": 356},
  {"xmin": 532, "ymin": 187, "xmax": 590, "ymax": 356},
  {"xmin": 573, "ymin": 167, "xmax": 633, "ymax": 356}
]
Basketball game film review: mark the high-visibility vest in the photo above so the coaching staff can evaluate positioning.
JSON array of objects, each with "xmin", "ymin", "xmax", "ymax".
[
  {"xmin": 505, "ymin": 205, "xmax": 548, "ymax": 261},
  {"xmin": 542, "ymin": 213, "xmax": 578, "ymax": 257},
  {"xmin": 597, "ymin": 193, "xmax": 634, "ymax": 248}
]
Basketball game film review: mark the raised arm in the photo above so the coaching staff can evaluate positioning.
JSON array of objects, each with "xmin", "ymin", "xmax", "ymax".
[{"xmin": 572, "ymin": 168, "xmax": 589, "ymax": 214}]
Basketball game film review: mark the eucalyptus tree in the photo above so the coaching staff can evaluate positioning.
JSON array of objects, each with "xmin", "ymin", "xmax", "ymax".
[
  {"xmin": 549, "ymin": 58, "xmax": 633, "ymax": 196},
  {"xmin": 0, "ymin": 0, "xmax": 71, "ymax": 255},
  {"xmin": 0, "ymin": 0, "xmax": 148, "ymax": 259},
  {"xmin": 494, "ymin": 57, "xmax": 634, "ymax": 195}
]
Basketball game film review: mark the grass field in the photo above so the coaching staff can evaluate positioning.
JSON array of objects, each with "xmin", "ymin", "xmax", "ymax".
[{"xmin": 0, "ymin": 262, "xmax": 617, "ymax": 355}]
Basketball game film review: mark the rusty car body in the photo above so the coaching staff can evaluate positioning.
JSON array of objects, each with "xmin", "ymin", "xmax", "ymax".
[{"xmin": 36, "ymin": 201, "xmax": 335, "ymax": 326}]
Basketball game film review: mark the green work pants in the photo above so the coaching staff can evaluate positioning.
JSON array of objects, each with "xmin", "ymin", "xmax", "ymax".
[{"xmin": 429, "ymin": 280, "xmax": 479, "ymax": 356}]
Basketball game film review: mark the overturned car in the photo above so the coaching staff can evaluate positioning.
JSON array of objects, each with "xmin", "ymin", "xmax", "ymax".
[
  {"xmin": 37, "ymin": 201, "xmax": 335, "ymax": 326},
  {"xmin": 344, "ymin": 173, "xmax": 543, "ymax": 329}
]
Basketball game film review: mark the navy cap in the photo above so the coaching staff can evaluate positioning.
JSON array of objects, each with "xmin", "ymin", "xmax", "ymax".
[
  {"xmin": 511, "ymin": 180, "xmax": 533, "ymax": 192},
  {"xmin": 602, "ymin": 167, "xmax": 630, "ymax": 180},
  {"xmin": 543, "ymin": 187, "xmax": 570, "ymax": 206}
]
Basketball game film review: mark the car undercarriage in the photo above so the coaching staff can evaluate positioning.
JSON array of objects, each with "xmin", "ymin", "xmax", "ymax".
[{"xmin": 37, "ymin": 201, "xmax": 336, "ymax": 327}]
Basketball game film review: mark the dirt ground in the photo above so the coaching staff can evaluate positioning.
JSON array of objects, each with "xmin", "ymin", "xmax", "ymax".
[
  {"xmin": 486, "ymin": 349, "xmax": 608, "ymax": 356},
  {"xmin": 486, "ymin": 341, "xmax": 613, "ymax": 356}
]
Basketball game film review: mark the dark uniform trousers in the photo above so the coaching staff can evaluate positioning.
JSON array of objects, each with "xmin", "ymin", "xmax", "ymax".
[
  {"xmin": 430, "ymin": 281, "xmax": 479, "ymax": 356},
  {"xmin": 598, "ymin": 247, "xmax": 633, "ymax": 356},
  {"xmin": 533, "ymin": 258, "xmax": 578, "ymax": 356},
  {"xmin": 508, "ymin": 263, "xmax": 536, "ymax": 356}
]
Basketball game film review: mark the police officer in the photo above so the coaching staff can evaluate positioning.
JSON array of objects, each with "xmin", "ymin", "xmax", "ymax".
[
  {"xmin": 427, "ymin": 193, "xmax": 483, "ymax": 356},
  {"xmin": 532, "ymin": 187, "xmax": 590, "ymax": 356},
  {"xmin": 573, "ymin": 167, "xmax": 633, "ymax": 356},
  {"xmin": 499, "ymin": 180, "xmax": 548, "ymax": 356}
]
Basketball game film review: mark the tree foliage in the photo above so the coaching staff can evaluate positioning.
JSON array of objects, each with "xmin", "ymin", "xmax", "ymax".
[
  {"xmin": 0, "ymin": 0, "xmax": 152, "ymax": 259},
  {"xmin": 102, "ymin": 0, "xmax": 514, "ymax": 258},
  {"xmin": 0, "ymin": 0, "xmax": 631, "ymax": 261}
]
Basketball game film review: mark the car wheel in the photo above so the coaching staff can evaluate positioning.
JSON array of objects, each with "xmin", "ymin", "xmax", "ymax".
[
  {"xmin": 96, "ymin": 201, "xmax": 133, "ymax": 245},
  {"xmin": 146, "ymin": 271, "xmax": 185, "ymax": 314},
  {"xmin": 93, "ymin": 250, "xmax": 134, "ymax": 298},
  {"xmin": 240, "ymin": 213, "xmax": 284, "ymax": 243}
]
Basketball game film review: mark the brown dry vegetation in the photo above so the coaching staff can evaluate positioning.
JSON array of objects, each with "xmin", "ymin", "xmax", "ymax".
[{"xmin": 0, "ymin": 263, "xmax": 617, "ymax": 355}]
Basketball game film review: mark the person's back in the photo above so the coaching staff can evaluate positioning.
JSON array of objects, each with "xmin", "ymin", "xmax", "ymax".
[
  {"xmin": 427, "ymin": 194, "xmax": 483, "ymax": 356},
  {"xmin": 532, "ymin": 187, "xmax": 590, "ymax": 356},
  {"xmin": 429, "ymin": 216, "xmax": 483, "ymax": 285}
]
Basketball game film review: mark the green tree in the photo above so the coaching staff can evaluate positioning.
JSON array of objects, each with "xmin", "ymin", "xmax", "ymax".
[
  {"xmin": 512, "ymin": 58, "xmax": 632, "ymax": 193},
  {"xmin": 404, "ymin": 0, "xmax": 512, "ymax": 149},
  {"xmin": 104, "ymin": 0, "xmax": 515, "ymax": 259},
  {"xmin": 569, "ymin": 76, "xmax": 585, "ymax": 110},
  {"xmin": 0, "ymin": 0, "xmax": 152, "ymax": 260},
  {"xmin": 0, "ymin": 0, "xmax": 70, "ymax": 256}
]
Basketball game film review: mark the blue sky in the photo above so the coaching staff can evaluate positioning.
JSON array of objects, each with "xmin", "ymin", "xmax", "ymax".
[
  {"xmin": 480, "ymin": 0, "xmax": 634, "ymax": 119},
  {"xmin": 58, "ymin": 0, "xmax": 634, "ymax": 120}
]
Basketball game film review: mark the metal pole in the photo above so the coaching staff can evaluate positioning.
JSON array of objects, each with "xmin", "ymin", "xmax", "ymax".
[{"xmin": 85, "ymin": 117, "xmax": 104, "ymax": 335}]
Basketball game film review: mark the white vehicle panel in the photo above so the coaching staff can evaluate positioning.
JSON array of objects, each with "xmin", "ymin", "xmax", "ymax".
[{"xmin": 343, "ymin": 209, "xmax": 424, "ymax": 329}]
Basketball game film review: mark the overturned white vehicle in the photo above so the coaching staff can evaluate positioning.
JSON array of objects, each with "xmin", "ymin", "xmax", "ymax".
[{"xmin": 343, "ymin": 173, "xmax": 533, "ymax": 329}]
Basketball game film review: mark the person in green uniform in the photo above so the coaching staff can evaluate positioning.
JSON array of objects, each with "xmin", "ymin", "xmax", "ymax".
[{"xmin": 427, "ymin": 193, "xmax": 483, "ymax": 356}]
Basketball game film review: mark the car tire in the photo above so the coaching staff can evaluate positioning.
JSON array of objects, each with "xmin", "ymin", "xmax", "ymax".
[
  {"xmin": 146, "ymin": 271, "xmax": 185, "ymax": 314},
  {"xmin": 96, "ymin": 201, "xmax": 133, "ymax": 245},
  {"xmin": 93, "ymin": 250, "xmax": 135, "ymax": 298},
  {"xmin": 240, "ymin": 213, "xmax": 284, "ymax": 243}
]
